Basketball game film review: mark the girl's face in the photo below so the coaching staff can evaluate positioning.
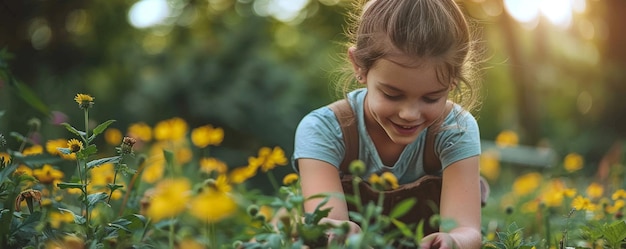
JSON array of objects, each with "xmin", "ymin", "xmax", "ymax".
[{"xmin": 353, "ymin": 54, "xmax": 450, "ymax": 145}]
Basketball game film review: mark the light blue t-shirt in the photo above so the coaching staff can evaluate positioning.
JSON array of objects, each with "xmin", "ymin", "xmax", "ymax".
[{"xmin": 292, "ymin": 88, "xmax": 481, "ymax": 185}]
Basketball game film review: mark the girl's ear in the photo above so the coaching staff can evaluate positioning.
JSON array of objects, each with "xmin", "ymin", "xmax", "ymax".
[{"xmin": 348, "ymin": 47, "xmax": 366, "ymax": 84}]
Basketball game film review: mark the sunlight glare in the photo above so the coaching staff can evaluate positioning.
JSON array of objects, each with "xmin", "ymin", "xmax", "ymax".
[
  {"xmin": 253, "ymin": 0, "xmax": 309, "ymax": 23},
  {"xmin": 540, "ymin": 0, "xmax": 572, "ymax": 29},
  {"xmin": 128, "ymin": 0, "xmax": 171, "ymax": 29},
  {"xmin": 504, "ymin": 0, "xmax": 541, "ymax": 23},
  {"xmin": 505, "ymin": 0, "xmax": 583, "ymax": 29}
]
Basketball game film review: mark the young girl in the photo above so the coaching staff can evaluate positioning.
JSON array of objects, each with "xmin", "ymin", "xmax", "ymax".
[{"xmin": 293, "ymin": 0, "xmax": 483, "ymax": 248}]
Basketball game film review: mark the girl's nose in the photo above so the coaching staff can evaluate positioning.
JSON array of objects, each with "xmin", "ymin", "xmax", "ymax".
[{"xmin": 398, "ymin": 101, "xmax": 421, "ymax": 121}]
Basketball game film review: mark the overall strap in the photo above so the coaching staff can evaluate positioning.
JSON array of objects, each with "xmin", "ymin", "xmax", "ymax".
[
  {"xmin": 423, "ymin": 103, "xmax": 453, "ymax": 175},
  {"xmin": 329, "ymin": 99, "xmax": 448, "ymax": 175},
  {"xmin": 328, "ymin": 99, "xmax": 358, "ymax": 174}
]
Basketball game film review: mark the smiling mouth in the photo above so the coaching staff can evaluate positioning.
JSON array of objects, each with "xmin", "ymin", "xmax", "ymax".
[{"xmin": 392, "ymin": 122, "xmax": 422, "ymax": 135}]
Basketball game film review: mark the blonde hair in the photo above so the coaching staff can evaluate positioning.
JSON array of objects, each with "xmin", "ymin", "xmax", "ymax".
[{"xmin": 335, "ymin": 0, "xmax": 484, "ymax": 114}]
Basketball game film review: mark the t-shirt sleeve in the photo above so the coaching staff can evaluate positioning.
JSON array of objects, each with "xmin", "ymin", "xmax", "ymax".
[
  {"xmin": 291, "ymin": 107, "xmax": 345, "ymax": 172},
  {"xmin": 436, "ymin": 110, "xmax": 481, "ymax": 169}
]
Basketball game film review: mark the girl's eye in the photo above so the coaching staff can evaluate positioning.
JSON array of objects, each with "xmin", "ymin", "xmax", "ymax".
[
  {"xmin": 383, "ymin": 93, "xmax": 401, "ymax": 100},
  {"xmin": 423, "ymin": 97, "xmax": 441, "ymax": 103}
]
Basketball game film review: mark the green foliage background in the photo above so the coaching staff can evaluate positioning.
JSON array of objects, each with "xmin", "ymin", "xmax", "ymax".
[{"xmin": 2, "ymin": 0, "xmax": 626, "ymax": 184}]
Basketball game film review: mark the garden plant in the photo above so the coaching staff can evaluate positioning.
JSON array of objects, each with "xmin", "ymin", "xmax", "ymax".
[{"xmin": 1, "ymin": 95, "xmax": 625, "ymax": 248}]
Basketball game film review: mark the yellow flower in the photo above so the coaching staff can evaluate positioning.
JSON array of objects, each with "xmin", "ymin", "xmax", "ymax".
[
  {"xmin": 33, "ymin": 164, "xmax": 64, "ymax": 184},
  {"xmin": 104, "ymin": 128, "xmax": 123, "ymax": 146},
  {"xmin": 563, "ymin": 188, "xmax": 577, "ymax": 198},
  {"xmin": 146, "ymin": 178, "xmax": 191, "ymax": 222},
  {"xmin": 247, "ymin": 155, "xmax": 264, "ymax": 172},
  {"xmin": 260, "ymin": 146, "xmax": 288, "ymax": 172},
  {"xmin": 127, "ymin": 122, "xmax": 153, "ymax": 142},
  {"xmin": 45, "ymin": 139, "xmax": 76, "ymax": 160},
  {"xmin": 0, "ymin": 152, "xmax": 11, "ymax": 164},
  {"xmin": 495, "ymin": 130, "xmax": 518, "ymax": 147},
  {"xmin": 154, "ymin": 117, "xmax": 188, "ymax": 141},
  {"xmin": 45, "ymin": 139, "xmax": 66, "ymax": 156},
  {"xmin": 368, "ymin": 173, "xmax": 383, "ymax": 188},
  {"xmin": 521, "ymin": 200, "xmax": 539, "ymax": 213},
  {"xmin": 479, "ymin": 150, "xmax": 500, "ymax": 182},
  {"xmin": 563, "ymin": 153, "xmax": 584, "ymax": 173},
  {"xmin": 542, "ymin": 190, "xmax": 564, "ymax": 207},
  {"xmin": 606, "ymin": 200, "xmax": 625, "ymax": 214},
  {"xmin": 90, "ymin": 163, "xmax": 116, "ymax": 185},
  {"xmin": 200, "ymin": 157, "xmax": 228, "ymax": 175},
  {"xmin": 586, "ymin": 182, "xmax": 604, "ymax": 199},
  {"xmin": 67, "ymin": 139, "xmax": 83, "ymax": 153},
  {"xmin": 229, "ymin": 165, "xmax": 257, "ymax": 184},
  {"xmin": 191, "ymin": 125, "xmax": 224, "ymax": 148},
  {"xmin": 176, "ymin": 239, "xmax": 205, "ymax": 249},
  {"xmin": 381, "ymin": 172, "xmax": 399, "ymax": 190},
  {"xmin": 213, "ymin": 174, "xmax": 232, "ymax": 193},
  {"xmin": 14, "ymin": 165, "xmax": 33, "ymax": 176},
  {"xmin": 175, "ymin": 147, "xmax": 193, "ymax": 165},
  {"xmin": 74, "ymin": 93, "xmax": 94, "ymax": 109},
  {"xmin": 23, "ymin": 145, "xmax": 43, "ymax": 156},
  {"xmin": 540, "ymin": 179, "xmax": 574, "ymax": 207},
  {"xmin": 49, "ymin": 210, "xmax": 75, "ymax": 228},
  {"xmin": 189, "ymin": 188, "xmax": 236, "ymax": 223},
  {"xmin": 282, "ymin": 173, "xmax": 299, "ymax": 186},
  {"xmin": 572, "ymin": 195, "xmax": 596, "ymax": 211},
  {"xmin": 612, "ymin": 189, "xmax": 626, "ymax": 200},
  {"xmin": 512, "ymin": 172, "xmax": 542, "ymax": 196},
  {"xmin": 141, "ymin": 160, "xmax": 165, "ymax": 184}
]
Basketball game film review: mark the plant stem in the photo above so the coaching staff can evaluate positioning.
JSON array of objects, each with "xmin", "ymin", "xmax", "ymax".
[
  {"xmin": 544, "ymin": 207, "xmax": 551, "ymax": 249},
  {"xmin": 266, "ymin": 171, "xmax": 280, "ymax": 193},
  {"xmin": 352, "ymin": 177, "xmax": 363, "ymax": 213},
  {"xmin": 84, "ymin": 109, "xmax": 89, "ymax": 140},
  {"xmin": 169, "ymin": 219, "xmax": 175, "ymax": 249},
  {"xmin": 107, "ymin": 167, "xmax": 119, "ymax": 204},
  {"xmin": 119, "ymin": 157, "xmax": 147, "ymax": 216}
]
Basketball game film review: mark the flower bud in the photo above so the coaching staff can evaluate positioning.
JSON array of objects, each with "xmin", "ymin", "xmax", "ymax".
[
  {"xmin": 349, "ymin": 160, "xmax": 366, "ymax": 176},
  {"xmin": 119, "ymin": 136, "xmax": 137, "ymax": 155},
  {"xmin": 247, "ymin": 204, "xmax": 259, "ymax": 217},
  {"xmin": 0, "ymin": 133, "xmax": 6, "ymax": 148}
]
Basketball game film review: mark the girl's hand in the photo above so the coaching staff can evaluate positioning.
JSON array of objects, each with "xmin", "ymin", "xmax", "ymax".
[
  {"xmin": 318, "ymin": 218, "xmax": 362, "ymax": 245},
  {"xmin": 420, "ymin": 232, "xmax": 456, "ymax": 249}
]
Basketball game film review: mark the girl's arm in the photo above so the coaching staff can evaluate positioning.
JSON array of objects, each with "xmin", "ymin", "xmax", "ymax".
[
  {"xmin": 298, "ymin": 158, "xmax": 363, "ymax": 242},
  {"xmin": 422, "ymin": 156, "xmax": 482, "ymax": 249},
  {"xmin": 298, "ymin": 158, "xmax": 350, "ymax": 220}
]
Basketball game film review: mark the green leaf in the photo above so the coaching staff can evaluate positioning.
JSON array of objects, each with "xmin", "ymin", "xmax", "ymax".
[
  {"xmin": 87, "ymin": 156, "xmax": 121, "ymax": 169},
  {"xmin": 414, "ymin": 220, "xmax": 425, "ymax": 244},
  {"xmin": 91, "ymin": 120, "xmax": 116, "ymax": 137},
  {"xmin": 389, "ymin": 197, "xmax": 416, "ymax": 219},
  {"xmin": 390, "ymin": 218, "xmax": 413, "ymax": 237},
  {"xmin": 9, "ymin": 132, "xmax": 30, "ymax": 143},
  {"xmin": 11, "ymin": 153, "xmax": 65, "ymax": 167},
  {"xmin": 163, "ymin": 149, "xmax": 175, "ymax": 166},
  {"xmin": 58, "ymin": 208, "xmax": 86, "ymax": 225},
  {"xmin": 86, "ymin": 192, "xmax": 108, "ymax": 208},
  {"xmin": 61, "ymin": 123, "xmax": 86, "ymax": 137},
  {"xmin": 77, "ymin": 144, "xmax": 97, "ymax": 159},
  {"xmin": 304, "ymin": 196, "xmax": 330, "ymax": 225},
  {"xmin": 604, "ymin": 220, "xmax": 626, "ymax": 246},
  {"xmin": 267, "ymin": 234, "xmax": 281, "ymax": 248},
  {"xmin": 11, "ymin": 211, "xmax": 42, "ymax": 236},
  {"xmin": 57, "ymin": 182, "xmax": 85, "ymax": 190},
  {"xmin": 13, "ymin": 81, "xmax": 49, "ymax": 115},
  {"xmin": 57, "ymin": 147, "xmax": 71, "ymax": 155},
  {"xmin": 106, "ymin": 183, "xmax": 124, "ymax": 191}
]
